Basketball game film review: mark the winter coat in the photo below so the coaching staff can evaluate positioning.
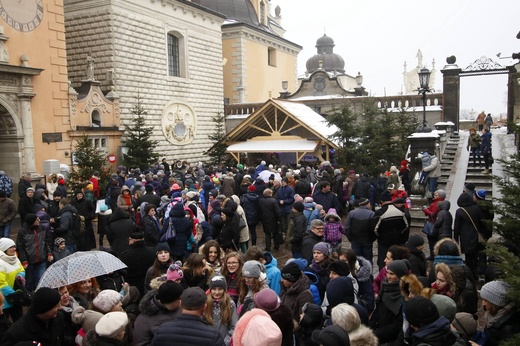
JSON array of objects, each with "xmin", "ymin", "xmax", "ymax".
[
  {"xmin": 218, "ymin": 213, "xmax": 240, "ymax": 252},
  {"xmin": 0, "ymin": 251, "xmax": 25, "ymax": 310},
  {"xmin": 423, "ymin": 155, "xmax": 441, "ymax": 178},
  {"xmin": 0, "ymin": 198, "xmax": 17, "ymax": 226},
  {"xmin": 141, "ymin": 215, "xmax": 161, "ymax": 247},
  {"xmin": 294, "ymin": 179, "xmax": 312, "ymax": 197},
  {"xmin": 72, "ymin": 197, "xmax": 95, "ymax": 222},
  {"xmin": 434, "ymin": 200, "xmax": 453, "ymax": 238},
  {"xmin": 18, "ymin": 195, "xmax": 37, "ymax": 224},
  {"xmin": 288, "ymin": 211, "xmax": 306, "ymax": 253},
  {"xmin": 133, "ymin": 290, "xmax": 181, "ymax": 346},
  {"xmin": 119, "ymin": 240, "xmax": 156, "ymax": 296},
  {"xmin": 453, "ymin": 193, "xmax": 481, "ymax": 254},
  {"xmin": 423, "ymin": 197, "xmax": 443, "ymax": 222},
  {"xmin": 409, "ymin": 316, "xmax": 462, "ymax": 346},
  {"xmin": 54, "ymin": 205, "xmax": 79, "ymax": 245},
  {"xmin": 481, "ymin": 308, "xmax": 520, "ymax": 346},
  {"xmin": 467, "ymin": 132, "xmax": 481, "ymax": 149},
  {"xmin": 450, "ymin": 265, "xmax": 478, "ymax": 315},
  {"xmin": 151, "ymin": 313, "xmax": 225, "ymax": 346},
  {"xmin": 211, "ymin": 299, "xmax": 238, "ymax": 345},
  {"xmin": 264, "ymin": 252, "xmax": 282, "ymax": 295},
  {"xmin": 303, "ymin": 203, "xmax": 320, "ymax": 231},
  {"xmin": 406, "ymin": 245, "xmax": 427, "ymax": 277},
  {"xmin": 17, "ymin": 179, "xmax": 32, "ymax": 199},
  {"xmin": 220, "ymin": 175, "xmax": 236, "ymax": 198},
  {"xmin": 1, "ymin": 309, "xmax": 64, "ymax": 346},
  {"xmin": 355, "ymin": 257, "xmax": 375, "ymax": 312},
  {"xmin": 231, "ymin": 196, "xmax": 249, "ymax": 244},
  {"xmin": 107, "ymin": 207, "xmax": 136, "ymax": 256},
  {"xmin": 308, "ymin": 261, "xmax": 331, "ymax": 302},
  {"xmin": 349, "ymin": 324, "xmax": 379, "ymax": 346},
  {"xmin": 345, "ymin": 205, "xmax": 376, "ymax": 243},
  {"xmin": 16, "ymin": 224, "xmax": 51, "ymax": 265},
  {"xmin": 280, "ymin": 273, "xmax": 314, "ymax": 321},
  {"xmin": 240, "ymin": 192, "xmax": 259, "ymax": 225},
  {"xmin": 163, "ymin": 203, "xmax": 193, "ymax": 258},
  {"xmin": 301, "ymin": 231, "xmax": 323, "ymax": 266},
  {"xmin": 369, "ymin": 280, "xmax": 403, "ymax": 344},
  {"xmin": 276, "ymin": 185, "xmax": 295, "ymax": 214},
  {"xmin": 374, "ymin": 204, "xmax": 409, "ymax": 247},
  {"xmin": 258, "ymin": 196, "xmax": 281, "ymax": 234},
  {"xmin": 138, "ymin": 192, "xmax": 161, "ymax": 208},
  {"xmin": 480, "ymin": 131, "xmax": 492, "ymax": 154},
  {"xmin": 352, "ymin": 175, "xmax": 372, "ymax": 199},
  {"xmin": 312, "ymin": 190, "xmax": 339, "ymax": 214}
]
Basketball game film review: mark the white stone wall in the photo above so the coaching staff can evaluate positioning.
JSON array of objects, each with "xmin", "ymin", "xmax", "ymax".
[{"xmin": 64, "ymin": 0, "xmax": 224, "ymax": 164}]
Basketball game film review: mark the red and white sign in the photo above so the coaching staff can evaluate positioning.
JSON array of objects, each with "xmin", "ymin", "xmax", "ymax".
[{"xmin": 108, "ymin": 154, "xmax": 116, "ymax": 163}]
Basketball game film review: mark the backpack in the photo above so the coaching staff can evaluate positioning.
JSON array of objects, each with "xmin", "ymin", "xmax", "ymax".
[{"xmin": 71, "ymin": 212, "xmax": 86, "ymax": 237}]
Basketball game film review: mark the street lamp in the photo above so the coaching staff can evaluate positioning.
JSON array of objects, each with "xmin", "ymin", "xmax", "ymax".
[{"xmin": 416, "ymin": 67, "xmax": 432, "ymax": 133}]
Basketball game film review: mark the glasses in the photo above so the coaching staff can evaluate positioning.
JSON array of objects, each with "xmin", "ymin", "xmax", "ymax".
[
  {"xmin": 227, "ymin": 262, "xmax": 239, "ymax": 265},
  {"xmin": 313, "ymin": 227, "xmax": 324, "ymax": 230}
]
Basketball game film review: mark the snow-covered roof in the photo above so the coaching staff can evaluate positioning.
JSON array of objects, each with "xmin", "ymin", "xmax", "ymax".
[
  {"xmin": 227, "ymin": 139, "xmax": 319, "ymax": 152},
  {"xmin": 407, "ymin": 132, "xmax": 440, "ymax": 139}
]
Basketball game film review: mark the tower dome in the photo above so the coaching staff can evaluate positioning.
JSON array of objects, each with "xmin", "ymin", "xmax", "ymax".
[{"xmin": 306, "ymin": 34, "xmax": 345, "ymax": 74}]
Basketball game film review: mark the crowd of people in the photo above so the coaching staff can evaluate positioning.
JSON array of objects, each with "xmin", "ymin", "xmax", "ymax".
[{"xmin": 0, "ymin": 157, "xmax": 518, "ymax": 346}]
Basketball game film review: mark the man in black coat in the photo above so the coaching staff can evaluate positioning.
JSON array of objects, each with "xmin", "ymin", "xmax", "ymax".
[
  {"xmin": 152, "ymin": 287, "xmax": 225, "ymax": 346},
  {"xmin": 53, "ymin": 197, "xmax": 79, "ymax": 254},
  {"xmin": 17, "ymin": 173, "xmax": 32, "ymax": 199},
  {"xmin": 1, "ymin": 287, "xmax": 64, "ymax": 346},
  {"xmin": 71, "ymin": 190, "xmax": 96, "ymax": 251},
  {"xmin": 137, "ymin": 184, "xmax": 161, "ymax": 208},
  {"xmin": 258, "ymin": 188, "xmax": 282, "ymax": 251},
  {"xmin": 119, "ymin": 232, "xmax": 156, "ymax": 296}
]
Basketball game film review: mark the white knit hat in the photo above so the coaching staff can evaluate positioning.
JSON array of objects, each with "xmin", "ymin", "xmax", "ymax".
[
  {"xmin": 480, "ymin": 280, "xmax": 511, "ymax": 307},
  {"xmin": 0, "ymin": 238, "xmax": 15, "ymax": 252},
  {"xmin": 95, "ymin": 311, "xmax": 128, "ymax": 338},
  {"xmin": 93, "ymin": 289, "xmax": 121, "ymax": 313}
]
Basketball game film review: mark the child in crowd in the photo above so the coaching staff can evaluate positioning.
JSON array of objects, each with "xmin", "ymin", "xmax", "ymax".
[
  {"xmin": 323, "ymin": 208, "xmax": 345, "ymax": 255},
  {"xmin": 52, "ymin": 237, "xmax": 70, "ymax": 263},
  {"xmin": 204, "ymin": 275, "xmax": 238, "ymax": 345}
]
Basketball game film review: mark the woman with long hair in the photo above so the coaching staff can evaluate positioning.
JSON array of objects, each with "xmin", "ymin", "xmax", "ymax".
[
  {"xmin": 238, "ymin": 260, "xmax": 268, "ymax": 316},
  {"xmin": 67, "ymin": 277, "xmax": 100, "ymax": 309},
  {"xmin": 204, "ymin": 275, "xmax": 238, "ymax": 345},
  {"xmin": 180, "ymin": 253, "xmax": 210, "ymax": 290},
  {"xmin": 202, "ymin": 240, "xmax": 222, "ymax": 274},
  {"xmin": 308, "ymin": 242, "xmax": 332, "ymax": 302},
  {"xmin": 221, "ymin": 252, "xmax": 244, "ymax": 305},
  {"xmin": 144, "ymin": 243, "xmax": 172, "ymax": 293},
  {"xmin": 338, "ymin": 249, "xmax": 375, "ymax": 313}
]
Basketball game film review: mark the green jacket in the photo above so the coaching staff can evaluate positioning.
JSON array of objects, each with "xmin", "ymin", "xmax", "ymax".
[{"xmin": 467, "ymin": 133, "xmax": 481, "ymax": 149}]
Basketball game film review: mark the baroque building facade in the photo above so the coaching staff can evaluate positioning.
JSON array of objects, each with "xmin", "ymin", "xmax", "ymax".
[{"xmin": 64, "ymin": 0, "xmax": 226, "ymax": 163}]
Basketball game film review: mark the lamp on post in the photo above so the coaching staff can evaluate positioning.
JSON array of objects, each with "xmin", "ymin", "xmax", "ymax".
[{"xmin": 416, "ymin": 67, "xmax": 432, "ymax": 133}]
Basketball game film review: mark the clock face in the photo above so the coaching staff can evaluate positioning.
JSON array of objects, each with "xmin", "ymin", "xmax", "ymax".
[{"xmin": 0, "ymin": 0, "xmax": 44, "ymax": 32}]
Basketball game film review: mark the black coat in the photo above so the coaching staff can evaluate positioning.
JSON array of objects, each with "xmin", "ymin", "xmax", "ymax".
[
  {"xmin": 1, "ymin": 310, "xmax": 64, "ymax": 346},
  {"xmin": 141, "ymin": 215, "xmax": 161, "ymax": 247},
  {"xmin": 433, "ymin": 200, "xmax": 453, "ymax": 239},
  {"xmin": 406, "ymin": 245, "xmax": 427, "ymax": 277},
  {"xmin": 218, "ymin": 214, "xmax": 240, "ymax": 251},
  {"xmin": 163, "ymin": 203, "xmax": 192, "ymax": 258},
  {"xmin": 240, "ymin": 192, "xmax": 259, "ymax": 225},
  {"xmin": 54, "ymin": 205, "xmax": 79, "ymax": 245},
  {"xmin": 151, "ymin": 314, "xmax": 225, "ymax": 346},
  {"xmin": 453, "ymin": 193, "xmax": 481, "ymax": 254},
  {"xmin": 18, "ymin": 196, "xmax": 37, "ymax": 224},
  {"xmin": 301, "ymin": 231, "xmax": 323, "ymax": 264},
  {"xmin": 108, "ymin": 207, "xmax": 136, "ymax": 256},
  {"xmin": 16, "ymin": 224, "xmax": 52, "ymax": 265},
  {"xmin": 257, "ymin": 196, "xmax": 281, "ymax": 233},
  {"xmin": 119, "ymin": 241, "xmax": 156, "ymax": 296}
]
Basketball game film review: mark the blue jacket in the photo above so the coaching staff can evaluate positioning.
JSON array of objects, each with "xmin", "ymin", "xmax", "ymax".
[
  {"xmin": 264, "ymin": 252, "xmax": 282, "ymax": 295},
  {"xmin": 276, "ymin": 185, "xmax": 295, "ymax": 215},
  {"xmin": 152, "ymin": 313, "xmax": 224, "ymax": 346}
]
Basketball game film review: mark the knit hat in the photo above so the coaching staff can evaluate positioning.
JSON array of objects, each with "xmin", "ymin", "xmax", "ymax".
[
  {"xmin": 380, "ymin": 190, "xmax": 393, "ymax": 202},
  {"xmin": 304, "ymin": 196, "xmax": 314, "ymax": 203},
  {"xmin": 25, "ymin": 213, "xmax": 38, "ymax": 226},
  {"xmin": 156, "ymin": 242, "xmax": 171, "ymax": 254},
  {"xmin": 326, "ymin": 276, "xmax": 355, "ymax": 307},
  {"xmin": 157, "ymin": 280, "xmax": 183, "ymax": 304},
  {"xmin": 93, "ymin": 289, "xmax": 121, "ymax": 313},
  {"xmin": 171, "ymin": 183, "xmax": 181, "ymax": 191},
  {"xmin": 209, "ymin": 275, "xmax": 227, "ymax": 291},
  {"xmin": 387, "ymin": 259, "xmax": 408, "ymax": 278},
  {"xmin": 313, "ymin": 242, "xmax": 330, "ymax": 257},
  {"xmin": 247, "ymin": 185, "xmax": 256, "ymax": 192},
  {"xmin": 327, "ymin": 260, "xmax": 350, "ymax": 277},
  {"xmin": 31, "ymin": 287, "xmax": 61, "ymax": 314},
  {"xmin": 480, "ymin": 280, "xmax": 511, "ymax": 307},
  {"xmin": 358, "ymin": 198, "xmax": 370, "ymax": 206},
  {"xmin": 463, "ymin": 183, "xmax": 475, "ymax": 193},
  {"xmin": 288, "ymin": 258, "xmax": 308, "ymax": 271},
  {"xmin": 145, "ymin": 184, "xmax": 154, "ymax": 192},
  {"xmin": 129, "ymin": 231, "xmax": 144, "ymax": 240},
  {"xmin": 180, "ymin": 287, "xmax": 207, "ymax": 310},
  {"xmin": 166, "ymin": 262, "xmax": 183, "ymax": 281},
  {"xmin": 71, "ymin": 306, "xmax": 104, "ymax": 332},
  {"xmin": 99, "ymin": 204, "xmax": 109, "ymax": 213},
  {"xmin": 430, "ymin": 294, "xmax": 457, "ymax": 323},
  {"xmin": 475, "ymin": 189, "xmax": 486, "ymax": 200},
  {"xmin": 54, "ymin": 237, "xmax": 65, "ymax": 247},
  {"xmin": 281, "ymin": 262, "xmax": 302, "ymax": 283},
  {"xmin": 253, "ymin": 288, "xmax": 280, "ymax": 312},
  {"xmin": 406, "ymin": 296, "xmax": 439, "ymax": 328},
  {"xmin": 311, "ymin": 325, "xmax": 350, "ymax": 346},
  {"xmin": 293, "ymin": 201, "xmax": 304, "ymax": 213},
  {"xmin": 452, "ymin": 312, "xmax": 477, "ymax": 339},
  {"xmin": 324, "ymin": 208, "xmax": 340, "ymax": 221},
  {"xmin": 235, "ymin": 309, "xmax": 282, "ymax": 346},
  {"xmin": 95, "ymin": 311, "xmax": 128, "ymax": 338},
  {"xmin": 26, "ymin": 187, "xmax": 35, "ymax": 192},
  {"xmin": 406, "ymin": 234, "xmax": 425, "ymax": 248},
  {"xmin": 242, "ymin": 260, "xmax": 265, "ymax": 278},
  {"xmin": 0, "ymin": 237, "xmax": 15, "ymax": 252}
]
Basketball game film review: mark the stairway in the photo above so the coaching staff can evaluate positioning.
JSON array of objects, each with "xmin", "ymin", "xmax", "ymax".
[{"xmin": 465, "ymin": 153, "xmax": 493, "ymax": 198}]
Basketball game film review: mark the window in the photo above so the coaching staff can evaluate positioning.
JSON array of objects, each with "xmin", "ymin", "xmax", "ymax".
[
  {"xmin": 89, "ymin": 136, "xmax": 108, "ymax": 154},
  {"xmin": 268, "ymin": 47, "xmax": 276, "ymax": 67},
  {"xmin": 168, "ymin": 34, "xmax": 180, "ymax": 77},
  {"xmin": 91, "ymin": 109, "xmax": 101, "ymax": 127}
]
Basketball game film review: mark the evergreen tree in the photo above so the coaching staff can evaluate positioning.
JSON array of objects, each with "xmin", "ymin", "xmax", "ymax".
[
  {"xmin": 122, "ymin": 95, "xmax": 158, "ymax": 169},
  {"xmin": 70, "ymin": 133, "xmax": 111, "ymax": 193},
  {"xmin": 204, "ymin": 112, "xmax": 230, "ymax": 165}
]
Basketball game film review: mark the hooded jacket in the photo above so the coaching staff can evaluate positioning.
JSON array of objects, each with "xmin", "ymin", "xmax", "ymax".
[
  {"xmin": 107, "ymin": 207, "xmax": 136, "ymax": 256},
  {"xmin": 257, "ymin": 196, "xmax": 281, "ymax": 234},
  {"xmin": 54, "ymin": 205, "xmax": 79, "ymax": 245},
  {"xmin": 352, "ymin": 175, "xmax": 372, "ymax": 199},
  {"xmin": 240, "ymin": 192, "xmax": 259, "ymax": 225},
  {"xmin": 279, "ymin": 273, "xmax": 314, "ymax": 321},
  {"xmin": 374, "ymin": 204, "xmax": 409, "ymax": 247},
  {"xmin": 434, "ymin": 200, "xmax": 453, "ymax": 238},
  {"xmin": 16, "ymin": 223, "xmax": 51, "ymax": 265},
  {"xmin": 133, "ymin": 290, "xmax": 181, "ymax": 346},
  {"xmin": 264, "ymin": 252, "xmax": 282, "ymax": 295},
  {"xmin": 164, "ymin": 202, "xmax": 193, "ymax": 257},
  {"xmin": 345, "ymin": 205, "xmax": 376, "ymax": 243},
  {"xmin": 453, "ymin": 193, "xmax": 481, "ymax": 254}
]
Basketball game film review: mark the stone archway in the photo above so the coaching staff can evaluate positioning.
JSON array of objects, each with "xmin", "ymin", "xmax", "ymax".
[
  {"xmin": 441, "ymin": 56, "xmax": 518, "ymax": 131},
  {"xmin": 0, "ymin": 101, "xmax": 24, "ymax": 181}
]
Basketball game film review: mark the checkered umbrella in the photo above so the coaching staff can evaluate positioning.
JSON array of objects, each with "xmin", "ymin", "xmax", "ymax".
[{"xmin": 36, "ymin": 251, "xmax": 127, "ymax": 289}]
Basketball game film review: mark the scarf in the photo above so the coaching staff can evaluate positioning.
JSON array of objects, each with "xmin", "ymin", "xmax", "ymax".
[
  {"xmin": 433, "ymin": 255, "xmax": 464, "ymax": 266},
  {"xmin": 0, "ymin": 250, "xmax": 20, "ymax": 266},
  {"xmin": 485, "ymin": 302, "xmax": 516, "ymax": 328},
  {"xmin": 431, "ymin": 282, "xmax": 453, "ymax": 297},
  {"xmin": 381, "ymin": 280, "xmax": 403, "ymax": 316},
  {"xmin": 311, "ymin": 259, "xmax": 324, "ymax": 273},
  {"xmin": 123, "ymin": 193, "xmax": 132, "ymax": 206}
]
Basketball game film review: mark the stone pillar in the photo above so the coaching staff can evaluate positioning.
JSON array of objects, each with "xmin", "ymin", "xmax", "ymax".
[
  {"xmin": 408, "ymin": 132, "xmax": 439, "ymax": 195},
  {"xmin": 441, "ymin": 59, "xmax": 461, "ymax": 131},
  {"xmin": 18, "ymin": 94, "xmax": 38, "ymax": 176}
]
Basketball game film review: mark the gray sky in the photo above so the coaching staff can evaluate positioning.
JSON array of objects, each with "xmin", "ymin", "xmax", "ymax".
[{"xmin": 271, "ymin": 0, "xmax": 519, "ymax": 118}]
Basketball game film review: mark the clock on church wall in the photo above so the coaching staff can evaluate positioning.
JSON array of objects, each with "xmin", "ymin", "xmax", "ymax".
[{"xmin": 0, "ymin": 0, "xmax": 44, "ymax": 32}]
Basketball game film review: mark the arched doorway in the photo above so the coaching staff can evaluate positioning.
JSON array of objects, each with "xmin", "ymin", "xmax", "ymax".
[{"xmin": 0, "ymin": 101, "xmax": 24, "ymax": 181}]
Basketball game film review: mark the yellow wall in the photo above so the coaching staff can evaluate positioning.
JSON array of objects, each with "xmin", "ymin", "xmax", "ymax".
[{"xmin": 0, "ymin": 0, "xmax": 71, "ymax": 173}]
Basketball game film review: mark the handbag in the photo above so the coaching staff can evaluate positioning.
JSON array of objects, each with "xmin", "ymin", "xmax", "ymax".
[
  {"xmin": 422, "ymin": 220, "xmax": 434, "ymax": 236},
  {"xmin": 461, "ymin": 207, "xmax": 486, "ymax": 244},
  {"xmin": 160, "ymin": 219, "xmax": 176, "ymax": 242}
]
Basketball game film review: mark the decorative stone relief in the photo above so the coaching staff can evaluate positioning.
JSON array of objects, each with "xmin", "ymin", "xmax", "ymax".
[
  {"xmin": 0, "ymin": 74, "xmax": 17, "ymax": 87},
  {"xmin": 162, "ymin": 101, "xmax": 197, "ymax": 145},
  {"xmin": 81, "ymin": 91, "xmax": 109, "ymax": 113}
]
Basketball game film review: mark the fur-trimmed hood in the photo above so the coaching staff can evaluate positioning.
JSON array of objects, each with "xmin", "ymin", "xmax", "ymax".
[
  {"xmin": 138, "ymin": 289, "xmax": 167, "ymax": 316},
  {"xmin": 400, "ymin": 274, "xmax": 424, "ymax": 299},
  {"xmin": 356, "ymin": 256, "xmax": 373, "ymax": 283},
  {"xmin": 348, "ymin": 324, "xmax": 379, "ymax": 346},
  {"xmin": 433, "ymin": 238, "xmax": 461, "ymax": 257}
]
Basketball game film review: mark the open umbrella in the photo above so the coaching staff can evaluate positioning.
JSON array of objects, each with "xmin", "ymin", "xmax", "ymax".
[
  {"xmin": 37, "ymin": 251, "xmax": 127, "ymax": 289},
  {"xmin": 257, "ymin": 170, "xmax": 281, "ymax": 183}
]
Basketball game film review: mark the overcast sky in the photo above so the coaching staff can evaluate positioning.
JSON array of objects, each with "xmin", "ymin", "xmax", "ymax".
[{"xmin": 271, "ymin": 0, "xmax": 519, "ymax": 118}]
